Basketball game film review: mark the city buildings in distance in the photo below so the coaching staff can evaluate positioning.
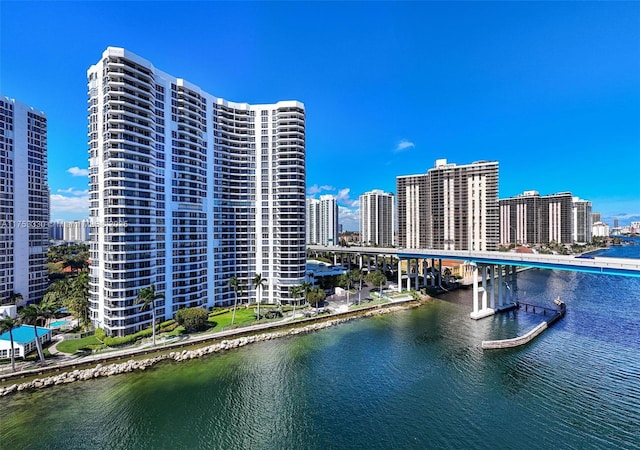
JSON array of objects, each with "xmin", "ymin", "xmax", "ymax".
[
  {"xmin": 359, "ymin": 189, "xmax": 394, "ymax": 247},
  {"xmin": 306, "ymin": 195, "xmax": 338, "ymax": 246},
  {"xmin": 397, "ymin": 159, "xmax": 499, "ymax": 251},
  {"xmin": 88, "ymin": 47, "xmax": 305, "ymax": 337},
  {"xmin": 50, "ymin": 219, "xmax": 91, "ymax": 243},
  {"xmin": 0, "ymin": 96, "xmax": 49, "ymax": 307}
]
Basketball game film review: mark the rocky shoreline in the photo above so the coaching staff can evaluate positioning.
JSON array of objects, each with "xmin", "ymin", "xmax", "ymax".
[{"xmin": 0, "ymin": 302, "xmax": 420, "ymax": 397}]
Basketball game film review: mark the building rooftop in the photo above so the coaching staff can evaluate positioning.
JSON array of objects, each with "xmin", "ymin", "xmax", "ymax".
[{"xmin": 0, "ymin": 325, "xmax": 50, "ymax": 345}]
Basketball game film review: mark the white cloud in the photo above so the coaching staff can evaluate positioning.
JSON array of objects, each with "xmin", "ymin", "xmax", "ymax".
[
  {"xmin": 67, "ymin": 166, "xmax": 89, "ymax": 177},
  {"xmin": 335, "ymin": 188, "xmax": 359, "ymax": 208},
  {"xmin": 56, "ymin": 187, "xmax": 88, "ymax": 196},
  {"xmin": 50, "ymin": 188, "xmax": 89, "ymax": 219},
  {"xmin": 307, "ymin": 184, "xmax": 336, "ymax": 196},
  {"xmin": 338, "ymin": 206, "xmax": 360, "ymax": 232},
  {"xmin": 395, "ymin": 139, "xmax": 415, "ymax": 152}
]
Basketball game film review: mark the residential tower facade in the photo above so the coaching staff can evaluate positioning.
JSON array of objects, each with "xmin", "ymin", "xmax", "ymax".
[
  {"xmin": 0, "ymin": 96, "xmax": 49, "ymax": 306},
  {"xmin": 397, "ymin": 159, "xmax": 499, "ymax": 251},
  {"xmin": 499, "ymin": 191, "xmax": 573, "ymax": 245},
  {"xmin": 359, "ymin": 189, "xmax": 394, "ymax": 247},
  {"xmin": 305, "ymin": 195, "xmax": 338, "ymax": 246},
  {"xmin": 88, "ymin": 48, "xmax": 305, "ymax": 336}
]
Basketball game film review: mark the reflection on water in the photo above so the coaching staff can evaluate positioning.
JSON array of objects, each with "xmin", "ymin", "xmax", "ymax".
[{"xmin": 1, "ymin": 246, "xmax": 639, "ymax": 449}]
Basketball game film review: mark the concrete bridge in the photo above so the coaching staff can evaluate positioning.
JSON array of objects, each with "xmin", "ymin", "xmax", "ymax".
[{"xmin": 307, "ymin": 245, "xmax": 640, "ymax": 320}]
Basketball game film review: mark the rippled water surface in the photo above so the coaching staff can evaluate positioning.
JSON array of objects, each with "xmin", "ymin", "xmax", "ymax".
[{"xmin": 2, "ymin": 245, "xmax": 639, "ymax": 449}]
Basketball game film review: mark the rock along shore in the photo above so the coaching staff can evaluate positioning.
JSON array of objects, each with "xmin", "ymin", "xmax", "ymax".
[{"xmin": 0, "ymin": 302, "xmax": 421, "ymax": 397}]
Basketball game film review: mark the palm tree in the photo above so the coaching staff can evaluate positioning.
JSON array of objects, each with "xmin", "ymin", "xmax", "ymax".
[
  {"xmin": 19, "ymin": 304, "xmax": 47, "ymax": 364},
  {"xmin": 0, "ymin": 315, "xmax": 19, "ymax": 372},
  {"xmin": 290, "ymin": 285, "xmax": 302, "ymax": 321},
  {"xmin": 300, "ymin": 281, "xmax": 313, "ymax": 307},
  {"xmin": 66, "ymin": 272, "xmax": 90, "ymax": 330},
  {"xmin": 135, "ymin": 285, "xmax": 165, "ymax": 346},
  {"xmin": 227, "ymin": 275, "xmax": 243, "ymax": 326},
  {"xmin": 252, "ymin": 273, "xmax": 267, "ymax": 320}
]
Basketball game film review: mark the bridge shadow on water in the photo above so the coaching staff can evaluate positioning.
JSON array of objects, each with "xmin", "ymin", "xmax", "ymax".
[{"xmin": 433, "ymin": 284, "xmax": 555, "ymax": 342}]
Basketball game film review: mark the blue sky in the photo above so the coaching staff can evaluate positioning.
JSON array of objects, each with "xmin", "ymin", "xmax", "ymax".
[{"xmin": 1, "ymin": 1, "xmax": 638, "ymax": 230}]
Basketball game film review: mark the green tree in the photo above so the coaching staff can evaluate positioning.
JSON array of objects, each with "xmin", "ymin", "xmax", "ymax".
[
  {"xmin": 300, "ymin": 281, "xmax": 313, "ymax": 306},
  {"xmin": 227, "ymin": 275, "xmax": 243, "ymax": 326},
  {"xmin": 135, "ymin": 285, "xmax": 165, "ymax": 346},
  {"xmin": 290, "ymin": 285, "xmax": 303, "ymax": 320},
  {"xmin": 307, "ymin": 287, "xmax": 326, "ymax": 312},
  {"xmin": 349, "ymin": 269, "xmax": 363, "ymax": 304},
  {"xmin": 366, "ymin": 270, "xmax": 387, "ymax": 299},
  {"xmin": 252, "ymin": 273, "xmax": 267, "ymax": 320},
  {"xmin": 0, "ymin": 315, "xmax": 19, "ymax": 372},
  {"xmin": 175, "ymin": 307, "xmax": 209, "ymax": 332},
  {"xmin": 19, "ymin": 304, "xmax": 51, "ymax": 363},
  {"xmin": 66, "ymin": 272, "xmax": 90, "ymax": 330}
]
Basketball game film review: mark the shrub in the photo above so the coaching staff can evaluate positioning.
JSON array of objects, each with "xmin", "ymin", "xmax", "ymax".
[
  {"xmin": 160, "ymin": 322, "xmax": 179, "ymax": 332},
  {"xmin": 159, "ymin": 319, "xmax": 175, "ymax": 328},
  {"xmin": 95, "ymin": 328, "xmax": 106, "ymax": 342},
  {"xmin": 175, "ymin": 307, "xmax": 209, "ymax": 332},
  {"xmin": 264, "ymin": 309, "xmax": 283, "ymax": 319}
]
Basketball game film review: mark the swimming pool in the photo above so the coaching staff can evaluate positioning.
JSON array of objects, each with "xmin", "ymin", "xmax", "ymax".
[{"xmin": 49, "ymin": 320, "xmax": 71, "ymax": 328}]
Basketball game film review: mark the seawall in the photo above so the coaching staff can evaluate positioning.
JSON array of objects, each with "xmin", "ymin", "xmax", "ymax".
[{"xmin": 0, "ymin": 300, "xmax": 422, "ymax": 397}]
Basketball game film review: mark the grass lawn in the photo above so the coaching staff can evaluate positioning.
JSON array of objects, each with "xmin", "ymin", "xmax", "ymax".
[
  {"xmin": 206, "ymin": 308, "xmax": 256, "ymax": 332},
  {"xmin": 56, "ymin": 335, "xmax": 104, "ymax": 354}
]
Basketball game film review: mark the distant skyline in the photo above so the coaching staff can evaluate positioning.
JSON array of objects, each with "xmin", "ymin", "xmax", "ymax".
[{"xmin": 1, "ymin": 1, "xmax": 638, "ymax": 230}]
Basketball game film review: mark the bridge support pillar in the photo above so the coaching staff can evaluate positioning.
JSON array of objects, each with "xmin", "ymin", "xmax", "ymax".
[
  {"xmin": 498, "ymin": 264, "xmax": 504, "ymax": 308},
  {"xmin": 470, "ymin": 264, "xmax": 495, "ymax": 320},
  {"xmin": 489, "ymin": 265, "xmax": 496, "ymax": 309},
  {"xmin": 397, "ymin": 258, "xmax": 402, "ymax": 292}
]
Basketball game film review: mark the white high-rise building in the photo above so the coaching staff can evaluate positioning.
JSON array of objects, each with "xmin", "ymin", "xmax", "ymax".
[
  {"xmin": 88, "ymin": 48, "xmax": 306, "ymax": 336},
  {"xmin": 397, "ymin": 159, "xmax": 499, "ymax": 251},
  {"xmin": 63, "ymin": 219, "xmax": 91, "ymax": 242},
  {"xmin": 0, "ymin": 96, "xmax": 49, "ymax": 306},
  {"xmin": 592, "ymin": 221, "xmax": 610, "ymax": 238},
  {"xmin": 306, "ymin": 198, "xmax": 320, "ymax": 245},
  {"xmin": 305, "ymin": 195, "xmax": 338, "ymax": 246},
  {"xmin": 319, "ymin": 195, "xmax": 339, "ymax": 246},
  {"xmin": 359, "ymin": 189, "xmax": 394, "ymax": 247}
]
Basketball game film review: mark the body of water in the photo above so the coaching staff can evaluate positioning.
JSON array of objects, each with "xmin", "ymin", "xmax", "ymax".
[{"xmin": 2, "ymin": 244, "xmax": 639, "ymax": 449}]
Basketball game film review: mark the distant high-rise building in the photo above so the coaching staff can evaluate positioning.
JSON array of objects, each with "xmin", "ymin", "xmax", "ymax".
[
  {"xmin": 592, "ymin": 221, "xmax": 610, "ymax": 238},
  {"xmin": 88, "ymin": 47, "xmax": 305, "ymax": 336},
  {"xmin": 306, "ymin": 195, "xmax": 338, "ymax": 245},
  {"xmin": 63, "ymin": 219, "xmax": 91, "ymax": 242},
  {"xmin": 591, "ymin": 212, "xmax": 601, "ymax": 224},
  {"xmin": 499, "ymin": 191, "xmax": 573, "ymax": 245},
  {"xmin": 359, "ymin": 189, "xmax": 394, "ymax": 247},
  {"xmin": 614, "ymin": 218, "xmax": 619, "ymax": 228},
  {"xmin": 0, "ymin": 96, "xmax": 49, "ymax": 306},
  {"xmin": 50, "ymin": 221, "xmax": 65, "ymax": 240},
  {"xmin": 572, "ymin": 197, "xmax": 592, "ymax": 244},
  {"xmin": 397, "ymin": 159, "xmax": 499, "ymax": 251},
  {"xmin": 306, "ymin": 198, "xmax": 320, "ymax": 245}
]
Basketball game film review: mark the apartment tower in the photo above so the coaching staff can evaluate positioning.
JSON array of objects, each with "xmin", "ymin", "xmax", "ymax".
[
  {"xmin": 359, "ymin": 189, "xmax": 394, "ymax": 247},
  {"xmin": 0, "ymin": 96, "xmax": 49, "ymax": 306},
  {"xmin": 88, "ymin": 48, "xmax": 305, "ymax": 336},
  {"xmin": 306, "ymin": 195, "xmax": 338, "ymax": 246},
  {"xmin": 499, "ymin": 191, "xmax": 574, "ymax": 245},
  {"xmin": 397, "ymin": 159, "xmax": 499, "ymax": 251},
  {"xmin": 572, "ymin": 197, "xmax": 592, "ymax": 244}
]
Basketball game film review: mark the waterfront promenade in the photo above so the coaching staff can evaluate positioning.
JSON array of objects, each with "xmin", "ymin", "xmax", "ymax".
[{"xmin": 0, "ymin": 295, "xmax": 419, "ymax": 388}]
